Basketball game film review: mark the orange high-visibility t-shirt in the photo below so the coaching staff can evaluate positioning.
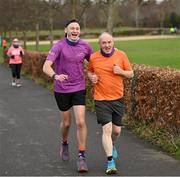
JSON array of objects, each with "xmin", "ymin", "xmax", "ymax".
[{"xmin": 88, "ymin": 49, "xmax": 132, "ymax": 101}]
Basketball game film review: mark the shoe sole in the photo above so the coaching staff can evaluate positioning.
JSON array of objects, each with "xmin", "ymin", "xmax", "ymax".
[
  {"xmin": 106, "ymin": 168, "xmax": 117, "ymax": 175},
  {"xmin": 78, "ymin": 167, "xmax": 88, "ymax": 173}
]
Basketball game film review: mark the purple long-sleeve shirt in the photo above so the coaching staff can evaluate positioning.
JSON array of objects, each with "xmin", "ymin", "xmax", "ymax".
[{"xmin": 47, "ymin": 38, "xmax": 93, "ymax": 93}]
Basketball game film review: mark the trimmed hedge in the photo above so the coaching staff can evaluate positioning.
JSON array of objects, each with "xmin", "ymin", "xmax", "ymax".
[{"xmin": 124, "ymin": 64, "xmax": 180, "ymax": 137}]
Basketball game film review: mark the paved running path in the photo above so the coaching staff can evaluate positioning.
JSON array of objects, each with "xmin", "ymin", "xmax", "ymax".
[
  {"xmin": 26, "ymin": 35, "xmax": 180, "ymax": 45},
  {"xmin": 0, "ymin": 64, "xmax": 180, "ymax": 176}
]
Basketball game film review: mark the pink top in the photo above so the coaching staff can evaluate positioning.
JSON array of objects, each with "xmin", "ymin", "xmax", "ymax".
[{"xmin": 7, "ymin": 46, "xmax": 24, "ymax": 64}]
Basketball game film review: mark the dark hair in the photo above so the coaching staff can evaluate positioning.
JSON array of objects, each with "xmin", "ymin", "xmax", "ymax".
[
  {"xmin": 64, "ymin": 19, "xmax": 80, "ymax": 37},
  {"xmin": 64, "ymin": 19, "xmax": 79, "ymax": 28}
]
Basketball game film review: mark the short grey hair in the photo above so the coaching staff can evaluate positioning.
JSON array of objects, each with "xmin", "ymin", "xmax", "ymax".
[{"xmin": 98, "ymin": 32, "xmax": 113, "ymax": 42}]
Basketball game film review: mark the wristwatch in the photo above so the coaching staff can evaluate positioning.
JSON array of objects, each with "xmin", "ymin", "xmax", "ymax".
[{"xmin": 52, "ymin": 73, "xmax": 56, "ymax": 80}]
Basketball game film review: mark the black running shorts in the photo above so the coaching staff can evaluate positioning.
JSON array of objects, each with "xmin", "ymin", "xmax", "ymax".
[
  {"xmin": 94, "ymin": 97, "xmax": 124, "ymax": 126},
  {"xmin": 54, "ymin": 90, "xmax": 86, "ymax": 111}
]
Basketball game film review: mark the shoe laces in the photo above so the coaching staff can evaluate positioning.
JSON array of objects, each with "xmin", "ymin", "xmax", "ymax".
[{"xmin": 107, "ymin": 159, "xmax": 115, "ymax": 169}]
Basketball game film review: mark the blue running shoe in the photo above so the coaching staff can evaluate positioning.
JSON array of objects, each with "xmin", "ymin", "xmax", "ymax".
[
  {"xmin": 106, "ymin": 159, "xmax": 117, "ymax": 174},
  {"xmin": 112, "ymin": 146, "xmax": 118, "ymax": 159}
]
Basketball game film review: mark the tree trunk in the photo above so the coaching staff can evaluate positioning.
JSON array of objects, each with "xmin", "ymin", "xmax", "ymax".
[
  {"xmin": 72, "ymin": 0, "xmax": 76, "ymax": 19},
  {"xmin": 9, "ymin": 30, "xmax": 12, "ymax": 41},
  {"xmin": 23, "ymin": 29, "xmax": 27, "ymax": 49},
  {"xmin": 35, "ymin": 22, "xmax": 39, "ymax": 51},
  {"xmin": 3, "ymin": 30, "xmax": 7, "ymax": 38},
  {"xmin": 15, "ymin": 27, "xmax": 19, "ymax": 38},
  {"xmin": 83, "ymin": 12, "xmax": 87, "ymax": 33},
  {"xmin": 135, "ymin": 0, "xmax": 140, "ymax": 28},
  {"xmin": 49, "ymin": 17, "xmax": 53, "ymax": 47},
  {"xmin": 49, "ymin": 0, "xmax": 53, "ymax": 47},
  {"xmin": 106, "ymin": 0, "xmax": 114, "ymax": 35}
]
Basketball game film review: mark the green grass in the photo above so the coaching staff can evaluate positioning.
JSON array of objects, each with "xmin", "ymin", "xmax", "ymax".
[
  {"xmin": 26, "ymin": 44, "xmax": 52, "ymax": 52},
  {"xmin": 91, "ymin": 38, "xmax": 180, "ymax": 69},
  {"xmin": 0, "ymin": 47, "xmax": 3, "ymax": 56},
  {"xmin": 124, "ymin": 116, "xmax": 180, "ymax": 160},
  {"xmin": 26, "ymin": 37, "xmax": 180, "ymax": 69}
]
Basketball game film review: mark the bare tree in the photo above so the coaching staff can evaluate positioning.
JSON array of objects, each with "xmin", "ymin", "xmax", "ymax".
[
  {"xmin": 106, "ymin": 0, "xmax": 115, "ymax": 34},
  {"xmin": 43, "ymin": 0, "xmax": 54, "ymax": 46},
  {"xmin": 134, "ymin": 0, "xmax": 144, "ymax": 28},
  {"xmin": 49, "ymin": 0, "xmax": 54, "ymax": 47},
  {"xmin": 96, "ymin": 0, "xmax": 117, "ymax": 34},
  {"xmin": 72, "ymin": 0, "xmax": 77, "ymax": 19},
  {"xmin": 77, "ymin": 0, "xmax": 92, "ymax": 31},
  {"xmin": 1, "ymin": 0, "xmax": 180, "ymax": 43}
]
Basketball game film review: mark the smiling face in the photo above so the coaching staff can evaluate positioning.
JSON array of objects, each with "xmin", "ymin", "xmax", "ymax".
[
  {"xmin": 99, "ymin": 33, "xmax": 114, "ymax": 54},
  {"xmin": 64, "ymin": 22, "xmax": 80, "ymax": 41}
]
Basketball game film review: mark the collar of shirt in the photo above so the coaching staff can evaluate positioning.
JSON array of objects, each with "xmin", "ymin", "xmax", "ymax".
[
  {"xmin": 66, "ymin": 37, "xmax": 80, "ymax": 46},
  {"xmin": 100, "ymin": 48, "xmax": 115, "ymax": 57}
]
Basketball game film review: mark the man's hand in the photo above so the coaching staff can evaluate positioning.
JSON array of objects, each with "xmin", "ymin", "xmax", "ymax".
[
  {"xmin": 91, "ymin": 74, "xmax": 99, "ymax": 84},
  {"xmin": 54, "ymin": 74, "xmax": 68, "ymax": 81},
  {"xmin": 113, "ymin": 64, "xmax": 134, "ymax": 78},
  {"xmin": 113, "ymin": 64, "xmax": 124, "ymax": 75}
]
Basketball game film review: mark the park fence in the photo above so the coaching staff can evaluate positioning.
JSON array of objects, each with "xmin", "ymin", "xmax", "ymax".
[{"xmin": 22, "ymin": 51, "xmax": 180, "ymax": 137}]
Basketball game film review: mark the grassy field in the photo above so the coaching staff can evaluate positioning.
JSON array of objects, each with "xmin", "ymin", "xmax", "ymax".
[
  {"xmin": 2, "ymin": 37, "xmax": 180, "ymax": 69},
  {"xmin": 91, "ymin": 38, "xmax": 180, "ymax": 69}
]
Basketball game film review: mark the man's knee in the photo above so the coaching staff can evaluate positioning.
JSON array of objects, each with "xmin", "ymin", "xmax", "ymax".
[
  {"xmin": 102, "ymin": 122, "xmax": 112, "ymax": 135},
  {"xmin": 113, "ymin": 127, "xmax": 121, "ymax": 136},
  {"xmin": 61, "ymin": 120, "xmax": 71, "ymax": 129},
  {"xmin": 76, "ymin": 119, "xmax": 86, "ymax": 129}
]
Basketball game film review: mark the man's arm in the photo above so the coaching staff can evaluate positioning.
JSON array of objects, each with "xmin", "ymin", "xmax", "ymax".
[
  {"xmin": 113, "ymin": 65, "xmax": 134, "ymax": 79},
  {"xmin": 87, "ymin": 71, "xmax": 99, "ymax": 84},
  {"xmin": 43, "ymin": 60, "xmax": 56, "ymax": 78},
  {"xmin": 43, "ymin": 60, "xmax": 68, "ymax": 81}
]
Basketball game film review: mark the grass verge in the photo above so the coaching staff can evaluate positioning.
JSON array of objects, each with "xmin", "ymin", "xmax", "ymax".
[{"xmin": 124, "ymin": 116, "xmax": 180, "ymax": 160}]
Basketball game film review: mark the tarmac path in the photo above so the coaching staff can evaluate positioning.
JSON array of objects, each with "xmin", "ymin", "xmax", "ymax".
[{"xmin": 26, "ymin": 35, "xmax": 180, "ymax": 45}]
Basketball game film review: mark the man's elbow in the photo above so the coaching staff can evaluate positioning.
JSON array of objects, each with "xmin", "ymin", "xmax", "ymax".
[
  {"xmin": 42, "ymin": 63, "xmax": 47, "ymax": 74},
  {"xmin": 87, "ymin": 71, "xmax": 91, "ymax": 80},
  {"xmin": 131, "ymin": 71, "xmax": 134, "ymax": 78},
  {"xmin": 128, "ymin": 71, "xmax": 134, "ymax": 79}
]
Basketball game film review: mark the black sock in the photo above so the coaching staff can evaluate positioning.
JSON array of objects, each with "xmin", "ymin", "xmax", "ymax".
[
  {"xmin": 62, "ymin": 140, "xmax": 68, "ymax": 145},
  {"xmin": 107, "ymin": 156, "xmax": 113, "ymax": 161},
  {"xmin": 79, "ymin": 150, "xmax": 85, "ymax": 157}
]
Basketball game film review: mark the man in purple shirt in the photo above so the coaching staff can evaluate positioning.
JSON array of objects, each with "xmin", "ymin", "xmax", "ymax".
[{"xmin": 43, "ymin": 19, "xmax": 93, "ymax": 172}]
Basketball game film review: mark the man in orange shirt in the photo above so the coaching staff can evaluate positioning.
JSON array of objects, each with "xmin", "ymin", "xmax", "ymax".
[{"xmin": 88, "ymin": 32, "xmax": 134, "ymax": 174}]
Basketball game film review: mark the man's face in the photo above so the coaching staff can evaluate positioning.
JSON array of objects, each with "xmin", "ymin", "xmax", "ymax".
[
  {"xmin": 99, "ymin": 34, "xmax": 114, "ymax": 54},
  {"xmin": 65, "ymin": 22, "xmax": 80, "ymax": 41}
]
